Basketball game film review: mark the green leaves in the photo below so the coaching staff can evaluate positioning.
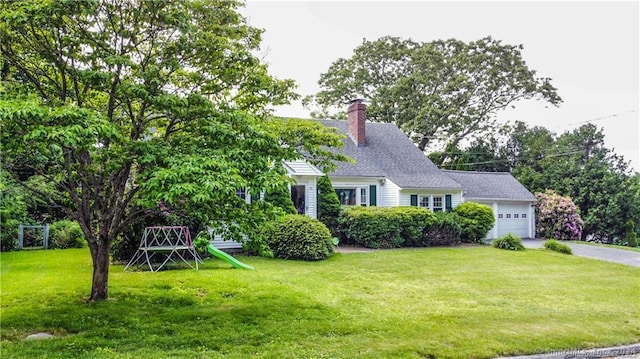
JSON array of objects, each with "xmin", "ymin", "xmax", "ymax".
[
  {"xmin": 1, "ymin": 0, "xmax": 344, "ymax": 300},
  {"xmin": 309, "ymin": 36, "xmax": 562, "ymax": 161},
  {"xmin": 511, "ymin": 123, "xmax": 639, "ymax": 242}
]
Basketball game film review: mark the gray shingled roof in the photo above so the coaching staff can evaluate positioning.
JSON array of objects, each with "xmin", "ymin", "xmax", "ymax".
[
  {"xmin": 319, "ymin": 120, "xmax": 463, "ymax": 190},
  {"xmin": 443, "ymin": 170, "xmax": 536, "ymax": 201}
]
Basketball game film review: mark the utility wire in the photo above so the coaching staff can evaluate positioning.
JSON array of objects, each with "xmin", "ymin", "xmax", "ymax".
[
  {"xmin": 431, "ymin": 109, "xmax": 636, "ymax": 158},
  {"xmin": 438, "ymin": 150, "xmax": 587, "ymax": 168}
]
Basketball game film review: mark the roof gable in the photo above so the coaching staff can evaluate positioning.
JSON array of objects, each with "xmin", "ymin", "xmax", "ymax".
[
  {"xmin": 319, "ymin": 120, "xmax": 463, "ymax": 190},
  {"xmin": 283, "ymin": 160, "xmax": 323, "ymax": 176},
  {"xmin": 443, "ymin": 170, "xmax": 536, "ymax": 201}
]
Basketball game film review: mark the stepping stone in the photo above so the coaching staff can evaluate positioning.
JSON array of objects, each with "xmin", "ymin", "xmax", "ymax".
[{"xmin": 26, "ymin": 333, "xmax": 54, "ymax": 340}]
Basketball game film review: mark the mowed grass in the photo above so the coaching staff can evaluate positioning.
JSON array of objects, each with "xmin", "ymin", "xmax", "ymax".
[{"xmin": 1, "ymin": 247, "xmax": 639, "ymax": 359}]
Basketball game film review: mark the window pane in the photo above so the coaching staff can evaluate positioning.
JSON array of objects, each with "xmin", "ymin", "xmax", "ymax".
[
  {"xmin": 291, "ymin": 185, "xmax": 306, "ymax": 215},
  {"xmin": 335, "ymin": 188, "xmax": 356, "ymax": 206},
  {"xmin": 419, "ymin": 196, "xmax": 429, "ymax": 208},
  {"xmin": 360, "ymin": 187, "xmax": 367, "ymax": 206},
  {"xmin": 433, "ymin": 196, "xmax": 443, "ymax": 212},
  {"xmin": 236, "ymin": 187, "xmax": 246, "ymax": 200}
]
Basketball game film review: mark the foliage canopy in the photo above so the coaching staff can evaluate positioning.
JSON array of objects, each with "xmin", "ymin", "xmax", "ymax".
[
  {"xmin": 0, "ymin": 0, "xmax": 344, "ymax": 300},
  {"xmin": 306, "ymin": 36, "xmax": 562, "ymax": 163}
]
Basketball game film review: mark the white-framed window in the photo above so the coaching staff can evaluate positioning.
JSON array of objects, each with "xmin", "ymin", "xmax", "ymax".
[
  {"xmin": 498, "ymin": 214, "xmax": 503, "ymax": 219},
  {"xmin": 360, "ymin": 187, "xmax": 368, "ymax": 206},
  {"xmin": 514, "ymin": 214, "xmax": 519, "ymax": 219},
  {"xmin": 506, "ymin": 214, "xmax": 511, "ymax": 219},
  {"xmin": 419, "ymin": 196, "xmax": 430, "ymax": 208},
  {"xmin": 336, "ymin": 188, "xmax": 356, "ymax": 205},
  {"xmin": 236, "ymin": 187, "xmax": 246, "ymax": 200},
  {"xmin": 522, "ymin": 213, "xmax": 527, "ymax": 219},
  {"xmin": 336, "ymin": 187, "xmax": 369, "ymax": 206},
  {"xmin": 432, "ymin": 196, "xmax": 443, "ymax": 212}
]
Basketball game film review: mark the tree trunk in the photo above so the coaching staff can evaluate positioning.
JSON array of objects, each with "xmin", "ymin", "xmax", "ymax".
[
  {"xmin": 89, "ymin": 239, "xmax": 111, "ymax": 301},
  {"xmin": 418, "ymin": 134, "xmax": 429, "ymax": 152}
]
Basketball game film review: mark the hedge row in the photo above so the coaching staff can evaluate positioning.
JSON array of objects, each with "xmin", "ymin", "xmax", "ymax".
[
  {"xmin": 338, "ymin": 202, "xmax": 494, "ymax": 249},
  {"xmin": 257, "ymin": 202, "xmax": 495, "ymax": 260}
]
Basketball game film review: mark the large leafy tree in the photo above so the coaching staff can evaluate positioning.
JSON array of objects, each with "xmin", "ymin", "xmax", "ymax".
[
  {"xmin": 306, "ymin": 36, "xmax": 562, "ymax": 162},
  {"xmin": 511, "ymin": 123, "xmax": 639, "ymax": 242},
  {"xmin": 429, "ymin": 136, "xmax": 510, "ymax": 172},
  {"xmin": 0, "ymin": 0, "xmax": 344, "ymax": 301}
]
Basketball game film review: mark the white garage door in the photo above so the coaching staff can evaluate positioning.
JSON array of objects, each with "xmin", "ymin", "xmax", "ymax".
[{"xmin": 496, "ymin": 203, "xmax": 531, "ymax": 238}]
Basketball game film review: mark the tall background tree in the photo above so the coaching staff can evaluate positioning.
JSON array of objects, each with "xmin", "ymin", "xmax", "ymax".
[
  {"xmin": 516, "ymin": 124, "xmax": 639, "ymax": 242},
  {"xmin": 428, "ymin": 118, "xmax": 639, "ymax": 243},
  {"xmin": 305, "ymin": 36, "xmax": 562, "ymax": 164},
  {"xmin": 0, "ymin": 0, "xmax": 344, "ymax": 301}
]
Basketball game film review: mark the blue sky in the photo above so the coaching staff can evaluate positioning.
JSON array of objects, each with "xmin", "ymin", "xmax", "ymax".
[{"xmin": 242, "ymin": 1, "xmax": 639, "ymax": 171}]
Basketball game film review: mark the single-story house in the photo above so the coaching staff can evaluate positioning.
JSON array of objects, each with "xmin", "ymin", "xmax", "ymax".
[
  {"xmin": 212, "ymin": 100, "xmax": 536, "ymax": 249},
  {"xmin": 443, "ymin": 170, "xmax": 536, "ymax": 239}
]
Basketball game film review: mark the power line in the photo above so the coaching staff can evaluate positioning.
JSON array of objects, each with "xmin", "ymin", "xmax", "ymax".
[
  {"xmin": 431, "ymin": 110, "xmax": 636, "ymax": 158},
  {"xmin": 563, "ymin": 109, "xmax": 636, "ymax": 128},
  {"xmin": 438, "ymin": 150, "xmax": 586, "ymax": 168}
]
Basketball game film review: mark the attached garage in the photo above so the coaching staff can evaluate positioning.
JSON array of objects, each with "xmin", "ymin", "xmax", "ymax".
[
  {"xmin": 495, "ymin": 202, "xmax": 533, "ymax": 238},
  {"xmin": 443, "ymin": 171, "xmax": 536, "ymax": 239},
  {"xmin": 475, "ymin": 201, "xmax": 534, "ymax": 239}
]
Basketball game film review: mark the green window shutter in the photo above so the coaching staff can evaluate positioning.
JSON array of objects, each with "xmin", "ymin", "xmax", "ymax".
[
  {"xmin": 410, "ymin": 194, "xmax": 418, "ymax": 207},
  {"xmin": 445, "ymin": 194, "xmax": 452, "ymax": 212},
  {"xmin": 369, "ymin": 185, "xmax": 377, "ymax": 206}
]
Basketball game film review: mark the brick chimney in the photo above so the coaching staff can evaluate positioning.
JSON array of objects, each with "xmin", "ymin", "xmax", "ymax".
[{"xmin": 347, "ymin": 99, "xmax": 366, "ymax": 146}]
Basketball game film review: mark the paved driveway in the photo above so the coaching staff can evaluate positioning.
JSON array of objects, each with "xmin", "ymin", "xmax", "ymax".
[{"xmin": 521, "ymin": 239, "xmax": 640, "ymax": 267}]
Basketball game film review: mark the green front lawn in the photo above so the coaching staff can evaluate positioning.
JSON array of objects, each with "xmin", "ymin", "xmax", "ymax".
[{"xmin": 1, "ymin": 247, "xmax": 639, "ymax": 358}]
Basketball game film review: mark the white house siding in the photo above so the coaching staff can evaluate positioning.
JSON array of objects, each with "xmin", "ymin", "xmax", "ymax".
[
  {"xmin": 380, "ymin": 179, "xmax": 400, "ymax": 207},
  {"xmin": 211, "ymin": 233, "xmax": 243, "ymax": 251},
  {"xmin": 472, "ymin": 200, "xmax": 535, "ymax": 239}
]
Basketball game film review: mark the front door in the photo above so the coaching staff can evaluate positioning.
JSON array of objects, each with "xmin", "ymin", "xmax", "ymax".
[{"xmin": 291, "ymin": 185, "xmax": 306, "ymax": 215}]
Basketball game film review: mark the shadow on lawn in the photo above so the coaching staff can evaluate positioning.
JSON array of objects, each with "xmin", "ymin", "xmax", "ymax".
[{"xmin": 1, "ymin": 285, "xmax": 345, "ymax": 358}]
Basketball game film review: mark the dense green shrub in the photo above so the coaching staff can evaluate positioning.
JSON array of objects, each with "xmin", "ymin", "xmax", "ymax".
[
  {"xmin": 339, "ymin": 207, "xmax": 403, "ymax": 248},
  {"xmin": 535, "ymin": 190, "xmax": 583, "ymax": 240},
  {"xmin": 339, "ymin": 206, "xmax": 461, "ymax": 248},
  {"xmin": 544, "ymin": 239, "xmax": 572, "ymax": 254},
  {"xmin": 264, "ymin": 215, "xmax": 333, "ymax": 260},
  {"xmin": 420, "ymin": 211, "xmax": 463, "ymax": 247},
  {"xmin": 317, "ymin": 175, "xmax": 342, "ymax": 237},
  {"xmin": 624, "ymin": 220, "xmax": 638, "ymax": 247},
  {"xmin": 243, "ymin": 225, "xmax": 275, "ymax": 258},
  {"xmin": 492, "ymin": 233, "xmax": 525, "ymax": 251},
  {"xmin": 49, "ymin": 220, "xmax": 86, "ymax": 249},
  {"xmin": 452, "ymin": 202, "xmax": 495, "ymax": 243},
  {"xmin": 0, "ymin": 173, "xmax": 30, "ymax": 251},
  {"xmin": 264, "ymin": 185, "xmax": 297, "ymax": 215},
  {"xmin": 392, "ymin": 207, "xmax": 436, "ymax": 246}
]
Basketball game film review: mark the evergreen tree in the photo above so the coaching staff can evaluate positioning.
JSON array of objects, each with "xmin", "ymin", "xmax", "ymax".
[{"xmin": 317, "ymin": 175, "xmax": 341, "ymax": 236}]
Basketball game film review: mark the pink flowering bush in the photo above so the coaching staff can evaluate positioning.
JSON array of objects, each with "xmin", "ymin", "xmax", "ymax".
[{"xmin": 535, "ymin": 190, "xmax": 583, "ymax": 240}]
